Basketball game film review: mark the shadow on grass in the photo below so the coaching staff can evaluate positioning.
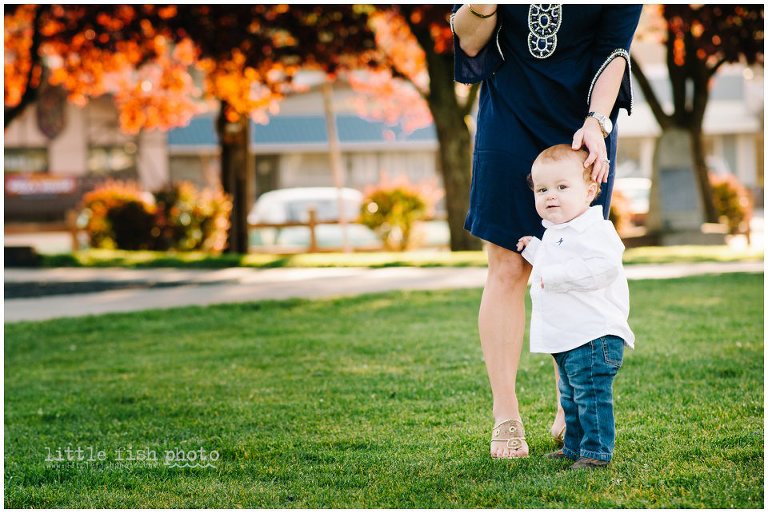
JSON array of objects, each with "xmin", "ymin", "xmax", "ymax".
[{"xmin": 37, "ymin": 245, "xmax": 763, "ymax": 270}]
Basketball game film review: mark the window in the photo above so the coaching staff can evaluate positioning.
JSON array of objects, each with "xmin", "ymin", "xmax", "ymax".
[
  {"xmin": 615, "ymin": 137, "xmax": 643, "ymax": 177},
  {"xmin": 4, "ymin": 148, "xmax": 48, "ymax": 174},
  {"xmin": 87, "ymin": 144, "xmax": 138, "ymax": 178}
]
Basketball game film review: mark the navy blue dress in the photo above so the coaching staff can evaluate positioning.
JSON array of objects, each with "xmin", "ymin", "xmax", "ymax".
[{"xmin": 452, "ymin": 5, "xmax": 642, "ymax": 251}]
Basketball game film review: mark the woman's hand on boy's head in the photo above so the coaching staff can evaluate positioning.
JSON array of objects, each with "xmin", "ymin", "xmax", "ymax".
[
  {"xmin": 517, "ymin": 236, "xmax": 533, "ymax": 252},
  {"xmin": 572, "ymin": 120, "xmax": 610, "ymax": 184}
]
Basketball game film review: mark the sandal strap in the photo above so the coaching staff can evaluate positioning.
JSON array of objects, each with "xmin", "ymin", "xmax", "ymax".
[
  {"xmin": 554, "ymin": 424, "xmax": 566, "ymax": 444},
  {"xmin": 492, "ymin": 419, "xmax": 526, "ymax": 436},
  {"xmin": 491, "ymin": 419, "xmax": 526, "ymax": 449},
  {"xmin": 502, "ymin": 437, "xmax": 524, "ymax": 450}
]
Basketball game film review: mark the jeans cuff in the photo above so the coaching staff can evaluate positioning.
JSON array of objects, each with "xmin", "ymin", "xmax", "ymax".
[
  {"xmin": 580, "ymin": 449, "xmax": 612, "ymax": 462},
  {"xmin": 562, "ymin": 446, "xmax": 580, "ymax": 460}
]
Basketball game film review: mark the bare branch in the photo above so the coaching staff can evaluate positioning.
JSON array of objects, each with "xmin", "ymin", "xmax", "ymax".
[
  {"xmin": 390, "ymin": 66, "xmax": 429, "ymax": 99},
  {"xmin": 707, "ymin": 56, "xmax": 729, "ymax": 79},
  {"xmin": 630, "ymin": 55, "xmax": 673, "ymax": 129}
]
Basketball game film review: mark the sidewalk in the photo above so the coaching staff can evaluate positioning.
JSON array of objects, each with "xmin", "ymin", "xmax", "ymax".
[{"xmin": 4, "ymin": 261, "xmax": 762, "ymax": 323}]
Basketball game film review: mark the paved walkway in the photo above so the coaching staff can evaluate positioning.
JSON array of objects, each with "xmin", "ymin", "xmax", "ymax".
[{"xmin": 4, "ymin": 261, "xmax": 762, "ymax": 323}]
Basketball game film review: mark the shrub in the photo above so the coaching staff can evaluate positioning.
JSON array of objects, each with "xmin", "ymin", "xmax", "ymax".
[
  {"xmin": 81, "ymin": 181, "xmax": 155, "ymax": 250},
  {"xmin": 608, "ymin": 188, "xmax": 633, "ymax": 235},
  {"xmin": 710, "ymin": 173, "xmax": 753, "ymax": 235},
  {"xmin": 360, "ymin": 178, "xmax": 429, "ymax": 251},
  {"xmin": 108, "ymin": 201, "xmax": 157, "ymax": 250},
  {"xmin": 153, "ymin": 182, "xmax": 232, "ymax": 253},
  {"xmin": 196, "ymin": 187, "xmax": 233, "ymax": 253},
  {"xmin": 81, "ymin": 180, "xmax": 232, "ymax": 253}
]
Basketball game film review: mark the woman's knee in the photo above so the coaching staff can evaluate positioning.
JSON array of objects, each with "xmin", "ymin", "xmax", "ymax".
[{"xmin": 486, "ymin": 243, "xmax": 531, "ymax": 286}]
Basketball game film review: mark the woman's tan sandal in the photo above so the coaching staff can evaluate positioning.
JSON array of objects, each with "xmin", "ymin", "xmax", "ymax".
[
  {"xmin": 553, "ymin": 424, "xmax": 566, "ymax": 446},
  {"xmin": 491, "ymin": 419, "xmax": 527, "ymax": 456}
]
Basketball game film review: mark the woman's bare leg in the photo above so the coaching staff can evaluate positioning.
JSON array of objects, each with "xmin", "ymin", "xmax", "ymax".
[
  {"xmin": 551, "ymin": 359, "xmax": 566, "ymax": 439},
  {"xmin": 480, "ymin": 243, "xmax": 532, "ymax": 458}
]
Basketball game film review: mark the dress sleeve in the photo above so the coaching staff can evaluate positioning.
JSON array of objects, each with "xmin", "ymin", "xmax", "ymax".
[
  {"xmin": 451, "ymin": 4, "xmax": 505, "ymax": 85},
  {"xmin": 587, "ymin": 5, "xmax": 643, "ymax": 116}
]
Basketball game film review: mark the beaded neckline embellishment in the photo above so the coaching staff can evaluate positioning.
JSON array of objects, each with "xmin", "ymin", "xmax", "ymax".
[{"xmin": 527, "ymin": 4, "xmax": 562, "ymax": 59}]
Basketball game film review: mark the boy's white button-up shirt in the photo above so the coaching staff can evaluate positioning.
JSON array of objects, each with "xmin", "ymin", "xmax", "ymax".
[{"xmin": 521, "ymin": 206, "xmax": 635, "ymax": 354}]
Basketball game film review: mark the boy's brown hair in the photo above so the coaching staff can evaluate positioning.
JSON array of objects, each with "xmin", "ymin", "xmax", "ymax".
[{"xmin": 527, "ymin": 144, "xmax": 602, "ymax": 197}]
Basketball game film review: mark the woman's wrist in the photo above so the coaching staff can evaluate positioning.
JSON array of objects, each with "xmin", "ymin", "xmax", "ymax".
[
  {"xmin": 582, "ymin": 117, "xmax": 607, "ymax": 139},
  {"xmin": 582, "ymin": 116, "xmax": 601, "ymax": 132}
]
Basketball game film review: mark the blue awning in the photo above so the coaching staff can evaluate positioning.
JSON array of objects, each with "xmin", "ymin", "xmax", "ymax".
[{"xmin": 168, "ymin": 114, "xmax": 437, "ymax": 151}]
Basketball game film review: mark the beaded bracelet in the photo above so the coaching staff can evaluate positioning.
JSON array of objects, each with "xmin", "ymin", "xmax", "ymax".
[{"xmin": 468, "ymin": 4, "xmax": 497, "ymax": 19}]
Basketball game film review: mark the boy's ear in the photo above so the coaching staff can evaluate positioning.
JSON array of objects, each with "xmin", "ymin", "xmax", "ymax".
[{"xmin": 587, "ymin": 181, "xmax": 598, "ymax": 201}]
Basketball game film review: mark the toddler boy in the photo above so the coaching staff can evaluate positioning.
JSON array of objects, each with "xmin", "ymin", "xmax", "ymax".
[{"xmin": 517, "ymin": 144, "xmax": 635, "ymax": 470}]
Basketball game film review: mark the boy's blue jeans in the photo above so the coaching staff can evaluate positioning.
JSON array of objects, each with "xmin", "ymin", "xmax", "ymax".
[{"xmin": 553, "ymin": 335, "xmax": 625, "ymax": 462}]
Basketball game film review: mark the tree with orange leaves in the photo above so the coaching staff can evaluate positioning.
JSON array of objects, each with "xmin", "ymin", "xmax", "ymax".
[
  {"xmin": 4, "ymin": 5, "xmax": 202, "ymax": 132},
  {"xmin": 4, "ymin": 5, "xmax": 379, "ymax": 253},
  {"xmin": 162, "ymin": 5, "xmax": 379, "ymax": 252},
  {"xmin": 7, "ymin": 5, "xmax": 491, "ymax": 251},
  {"xmin": 631, "ymin": 5, "xmax": 763, "ymax": 224}
]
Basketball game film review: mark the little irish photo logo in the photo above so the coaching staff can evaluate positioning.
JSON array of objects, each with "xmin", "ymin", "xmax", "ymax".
[{"xmin": 44, "ymin": 445, "xmax": 219, "ymax": 469}]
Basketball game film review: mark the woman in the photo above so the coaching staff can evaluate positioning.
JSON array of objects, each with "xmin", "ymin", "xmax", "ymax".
[{"xmin": 451, "ymin": 4, "xmax": 642, "ymax": 458}]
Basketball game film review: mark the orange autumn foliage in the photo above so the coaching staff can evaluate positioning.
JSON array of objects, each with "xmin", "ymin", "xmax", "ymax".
[
  {"xmin": 347, "ymin": 9, "xmax": 433, "ymax": 134},
  {"xmin": 4, "ymin": 5, "xmax": 41, "ymax": 107},
  {"xmin": 6, "ymin": 5, "xmax": 392, "ymax": 135},
  {"xmin": 197, "ymin": 50, "xmax": 287, "ymax": 125},
  {"xmin": 4, "ymin": 5, "xmax": 205, "ymax": 133},
  {"xmin": 369, "ymin": 10, "xmax": 428, "ymax": 92},
  {"xmin": 4, "ymin": 5, "xmax": 287, "ymax": 133}
]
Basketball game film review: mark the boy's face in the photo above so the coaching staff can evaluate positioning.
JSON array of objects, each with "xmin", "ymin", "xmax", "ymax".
[{"xmin": 532, "ymin": 158, "xmax": 598, "ymax": 225}]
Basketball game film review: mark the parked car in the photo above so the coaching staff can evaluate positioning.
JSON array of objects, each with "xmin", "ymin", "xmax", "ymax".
[
  {"xmin": 613, "ymin": 177, "xmax": 651, "ymax": 226},
  {"xmin": 247, "ymin": 187, "xmax": 364, "ymax": 224},
  {"xmin": 247, "ymin": 187, "xmax": 381, "ymax": 251}
]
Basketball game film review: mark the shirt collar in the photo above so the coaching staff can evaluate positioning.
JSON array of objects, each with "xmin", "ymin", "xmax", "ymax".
[{"xmin": 542, "ymin": 206, "xmax": 604, "ymax": 232}]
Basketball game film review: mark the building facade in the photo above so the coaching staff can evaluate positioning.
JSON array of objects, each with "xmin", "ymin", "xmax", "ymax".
[{"xmin": 5, "ymin": 61, "xmax": 763, "ymax": 221}]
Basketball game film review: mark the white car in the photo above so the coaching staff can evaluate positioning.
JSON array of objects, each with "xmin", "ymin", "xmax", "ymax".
[
  {"xmin": 247, "ymin": 187, "xmax": 364, "ymax": 225},
  {"xmin": 613, "ymin": 177, "xmax": 651, "ymax": 225},
  {"xmin": 613, "ymin": 177, "xmax": 650, "ymax": 214},
  {"xmin": 247, "ymin": 187, "xmax": 381, "ymax": 251}
]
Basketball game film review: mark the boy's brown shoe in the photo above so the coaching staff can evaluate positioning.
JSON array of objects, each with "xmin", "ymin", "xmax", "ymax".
[
  {"xmin": 544, "ymin": 449, "xmax": 570, "ymax": 460},
  {"xmin": 570, "ymin": 457, "xmax": 609, "ymax": 469}
]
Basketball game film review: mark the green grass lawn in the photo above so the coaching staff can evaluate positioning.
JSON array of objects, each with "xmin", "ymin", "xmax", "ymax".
[
  {"xmin": 41, "ymin": 244, "xmax": 763, "ymax": 269},
  {"xmin": 4, "ymin": 273, "xmax": 763, "ymax": 508}
]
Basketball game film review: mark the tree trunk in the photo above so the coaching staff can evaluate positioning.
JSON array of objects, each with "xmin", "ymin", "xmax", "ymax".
[
  {"xmin": 321, "ymin": 80, "xmax": 351, "ymax": 252},
  {"xmin": 690, "ymin": 127, "xmax": 719, "ymax": 223},
  {"xmin": 690, "ymin": 58, "xmax": 719, "ymax": 224},
  {"xmin": 216, "ymin": 102, "xmax": 250, "ymax": 254},
  {"xmin": 401, "ymin": 7, "xmax": 480, "ymax": 251},
  {"xmin": 428, "ymin": 91, "xmax": 479, "ymax": 251},
  {"xmin": 632, "ymin": 56, "xmax": 720, "ymax": 227},
  {"xmin": 419, "ymin": 47, "xmax": 479, "ymax": 250}
]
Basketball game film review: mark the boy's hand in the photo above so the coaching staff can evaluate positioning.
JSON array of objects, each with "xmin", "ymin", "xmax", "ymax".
[{"xmin": 516, "ymin": 236, "xmax": 533, "ymax": 252}]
